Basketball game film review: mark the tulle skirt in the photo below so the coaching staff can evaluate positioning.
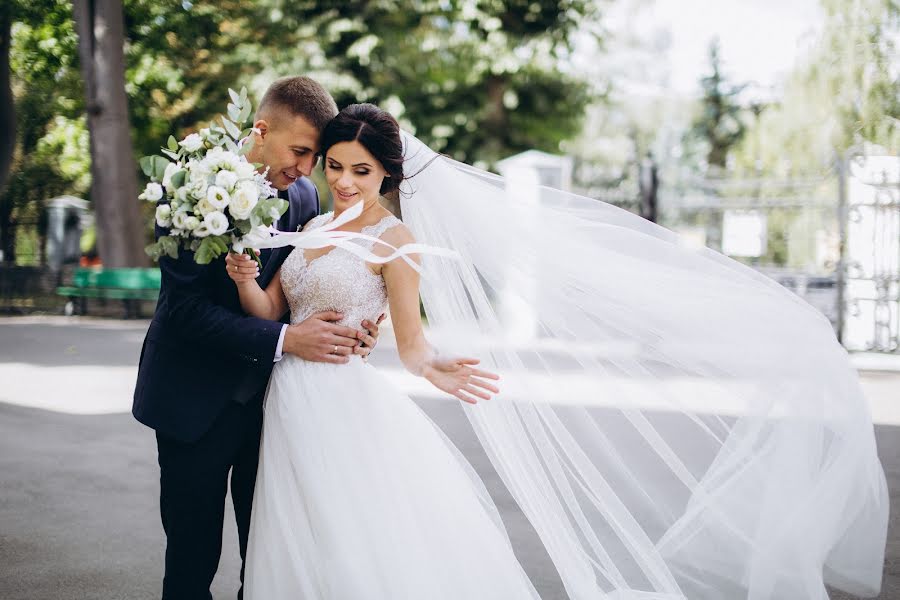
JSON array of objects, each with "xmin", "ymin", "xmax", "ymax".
[{"xmin": 244, "ymin": 354, "xmax": 539, "ymax": 599}]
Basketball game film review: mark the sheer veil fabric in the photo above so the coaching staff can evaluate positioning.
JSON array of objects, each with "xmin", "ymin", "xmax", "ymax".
[{"xmin": 398, "ymin": 131, "xmax": 888, "ymax": 599}]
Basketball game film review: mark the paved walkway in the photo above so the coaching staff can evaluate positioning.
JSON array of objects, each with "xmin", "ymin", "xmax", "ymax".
[{"xmin": 1, "ymin": 316, "xmax": 897, "ymax": 599}]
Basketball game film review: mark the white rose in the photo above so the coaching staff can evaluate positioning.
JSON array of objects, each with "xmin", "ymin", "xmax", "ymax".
[
  {"xmin": 182, "ymin": 215, "xmax": 201, "ymax": 231},
  {"xmin": 206, "ymin": 185, "xmax": 230, "ymax": 210},
  {"xmin": 215, "ymin": 169, "xmax": 238, "ymax": 191},
  {"xmin": 162, "ymin": 162, "xmax": 181, "ymax": 191},
  {"xmin": 204, "ymin": 211, "xmax": 230, "ymax": 236},
  {"xmin": 179, "ymin": 133, "xmax": 204, "ymax": 153},
  {"xmin": 228, "ymin": 181, "xmax": 258, "ymax": 220},
  {"xmin": 235, "ymin": 161, "xmax": 256, "ymax": 179},
  {"xmin": 155, "ymin": 204, "xmax": 172, "ymax": 227},
  {"xmin": 140, "ymin": 182, "xmax": 163, "ymax": 202},
  {"xmin": 194, "ymin": 196, "xmax": 215, "ymax": 217}
]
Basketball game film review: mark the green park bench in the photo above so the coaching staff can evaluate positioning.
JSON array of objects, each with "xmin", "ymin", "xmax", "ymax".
[{"xmin": 57, "ymin": 267, "xmax": 161, "ymax": 318}]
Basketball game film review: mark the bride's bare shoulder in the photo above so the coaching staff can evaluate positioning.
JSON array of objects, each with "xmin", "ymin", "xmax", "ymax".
[{"xmin": 378, "ymin": 215, "xmax": 415, "ymax": 246}]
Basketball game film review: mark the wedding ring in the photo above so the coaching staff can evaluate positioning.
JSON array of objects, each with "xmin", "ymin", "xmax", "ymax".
[{"xmin": 333, "ymin": 345, "xmax": 339, "ymax": 355}]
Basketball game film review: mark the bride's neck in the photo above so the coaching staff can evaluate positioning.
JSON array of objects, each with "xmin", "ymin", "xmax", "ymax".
[{"xmin": 333, "ymin": 199, "xmax": 384, "ymax": 226}]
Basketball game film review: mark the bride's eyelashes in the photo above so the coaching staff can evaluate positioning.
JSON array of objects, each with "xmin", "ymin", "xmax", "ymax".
[{"xmin": 326, "ymin": 161, "xmax": 371, "ymax": 177}]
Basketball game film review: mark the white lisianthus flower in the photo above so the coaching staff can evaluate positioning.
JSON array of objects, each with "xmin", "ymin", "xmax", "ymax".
[
  {"xmin": 179, "ymin": 133, "xmax": 204, "ymax": 153},
  {"xmin": 194, "ymin": 196, "xmax": 215, "ymax": 217},
  {"xmin": 206, "ymin": 185, "xmax": 230, "ymax": 210},
  {"xmin": 140, "ymin": 182, "xmax": 163, "ymax": 202},
  {"xmin": 199, "ymin": 127, "xmax": 211, "ymax": 139},
  {"xmin": 162, "ymin": 162, "xmax": 181, "ymax": 191},
  {"xmin": 194, "ymin": 223, "xmax": 211, "ymax": 238},
  {"xmin": 215, "ymin": 169, "xmax": 238, "ymax": 191},
  {"xmin": 204, "ymin": 211, "xmax": 230, "ymax": 236},
  {"xmin": 220, "ymin": 150, "xmax": 242, "ymax": 172},
  {"xmin": 182, "ymin": 216, "xmax": 201, "ymax": 231},
  {"xmin": 155, "ymin": 204, "xmax": 172, "ymax": 227},
  {"xmin": 174, "ymin": 187, "xmax": 189, "ymax": 203},
  {"xmin": 229, "ymin": 181, "xmax": 258, "ymax": 220},
  {"xmin": 172, "ymin": 211, "xmax": 190, "ymax": 231}
]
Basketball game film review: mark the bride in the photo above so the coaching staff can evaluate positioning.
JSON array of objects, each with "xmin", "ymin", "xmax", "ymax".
[{"xmin": 230, "ymin": 103, "xmax": 888, "ymax": 599}]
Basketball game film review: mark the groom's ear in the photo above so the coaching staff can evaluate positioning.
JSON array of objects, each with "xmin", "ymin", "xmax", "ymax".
[{"xmin": 253, "ymin": 119, "xmax": 270, "ymax": 145}]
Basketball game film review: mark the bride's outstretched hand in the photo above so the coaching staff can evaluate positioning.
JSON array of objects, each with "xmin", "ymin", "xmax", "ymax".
[{"xmin": 423, "ymin": 357, "xmax": 500, "ymax": 404}]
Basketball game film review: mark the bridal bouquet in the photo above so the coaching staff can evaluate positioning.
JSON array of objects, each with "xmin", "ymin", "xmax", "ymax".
[{"xmin": 140, "ymin": 87, "xmax": 286, "ymax": 266}]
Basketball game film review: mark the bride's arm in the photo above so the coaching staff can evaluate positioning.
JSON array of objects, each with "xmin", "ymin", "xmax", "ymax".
[
  {"xmin": 224, "ymin": 253, "xmax": 288, "ymax": 321},
  {"xmin": 381, "ymin": 225, "xmax": 499, "ymax": 404}
]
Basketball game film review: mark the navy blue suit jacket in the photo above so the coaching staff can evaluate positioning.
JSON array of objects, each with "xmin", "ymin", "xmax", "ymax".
[{"xmin": 133, "ymin": 179, "xmax": 320, "ymax": 443}]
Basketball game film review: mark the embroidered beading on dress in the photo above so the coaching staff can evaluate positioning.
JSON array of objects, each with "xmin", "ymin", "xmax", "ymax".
[{"xmin": 280, "ymin": 213, "xmax": 401, "ymax": 328}]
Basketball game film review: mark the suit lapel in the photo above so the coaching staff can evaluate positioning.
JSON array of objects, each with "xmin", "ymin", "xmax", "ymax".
[{"xmin": 259, "ymin": 189, "xmax": 297, "ymax": 283}]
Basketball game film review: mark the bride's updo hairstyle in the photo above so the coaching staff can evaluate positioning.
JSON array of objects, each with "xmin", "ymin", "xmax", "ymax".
[{"xmin": 321, "ymin": 103, "xmax": 404, "ymax": 195}]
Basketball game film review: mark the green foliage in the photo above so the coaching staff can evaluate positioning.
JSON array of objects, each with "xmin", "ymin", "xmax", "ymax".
[
  {"xmin": 733, "ymin": 0, "xmax": 900, "ymax": 177},
  {"xmin": 194, "ymin": 235, "xmax": 229, "ymax": 264},
  {"xmin": 3, "ymin": 0, "xmax": 87, "ymax": 236},
  {"xmin": 686, "ymin": 40, "xmax": 747, "ymax": 171},
  {"xmin": 250, "ymin": 0, "xmax": 600, "ymax": 165},
  {"xmin": 7, "ymin": 0, "xmax": 600, "ymax": 260},
  {"xmin": 145, "ymin": 234, "xmax": 178, "ymax": 261}
]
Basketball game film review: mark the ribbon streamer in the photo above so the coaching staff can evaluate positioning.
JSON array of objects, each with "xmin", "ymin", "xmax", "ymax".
[{"xmin": 252, "ymin": 201, "xmax": 460, "ymax": 273}]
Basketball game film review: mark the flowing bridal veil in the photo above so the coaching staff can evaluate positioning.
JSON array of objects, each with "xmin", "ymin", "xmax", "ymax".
[{"xmin": 397, "ymin": 131, "xmax": 888, "ymax": 599}]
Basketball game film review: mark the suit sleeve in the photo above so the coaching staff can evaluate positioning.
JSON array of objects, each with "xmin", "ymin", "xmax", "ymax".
[{"xmin": 155, "ymin": 224, "xmax": 282, "ymax": 362}]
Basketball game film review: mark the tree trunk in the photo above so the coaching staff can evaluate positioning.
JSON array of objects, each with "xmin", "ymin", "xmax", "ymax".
[
  {"xmin": 0, "ymin": 2, "xmax": 14, "ymax": 193},
  {"xmin": 73, "ymin": 0, "xmax": 147, "ymax": 267}
]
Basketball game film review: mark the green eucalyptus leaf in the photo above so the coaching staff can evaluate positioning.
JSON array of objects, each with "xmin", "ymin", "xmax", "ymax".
[
  {"xmin": 139, "ymin": 156, "xmax": 155, "ymax": 178},
  {"xmin": 221, "ymin": 117, "xmax": 242, "ymax": 139},
  {"xmin": 153, "ymin": 157, "xmax": 170, "ymax": 182},
  {"xmin": 171, "ymin": 170, "xmax": 187, "ymax": 189},
  {"xmin": 167, "ymin": 135, "xmax": 178, "ymax": 151},
  {"xmin": 160, "ymin": 236, "xmax": 180, "ymax": 260},
  {"xmin": 228, "ymin": 88, "xmax": 241, "ymax": 105},
  {"xmin": 145, "ymin": 241, "xmax": 161, "ymax": 261},
  {"xmin": 238, "ymin": 137, "xmax": 255, "ymax": 156},
  {"xmin": 194, "ymin": 237, "xmax": 216, "ymax": 264},
  {"xmin": 238, "ymin": 103, "xmax": 252, "ymax": 124},
  {"xmin": 233, "ymin": 219, "xmax": 251, "ymax": 235}
]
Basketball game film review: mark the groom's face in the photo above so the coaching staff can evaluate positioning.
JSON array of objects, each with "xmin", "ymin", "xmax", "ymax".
[{"xmin": 252, "ymin": 112, "xmax": 321, "ymax": 191}]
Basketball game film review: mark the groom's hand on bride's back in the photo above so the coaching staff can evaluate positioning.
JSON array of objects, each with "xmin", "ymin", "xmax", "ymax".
[{"xmin": 283, "ymin": 311, "xmax": 372, "ymax": 364}]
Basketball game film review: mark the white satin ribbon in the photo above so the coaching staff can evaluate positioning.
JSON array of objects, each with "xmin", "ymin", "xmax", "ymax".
[{"xmin": 252, "ymin": 201, "xmax": 459, "ymax": 273}]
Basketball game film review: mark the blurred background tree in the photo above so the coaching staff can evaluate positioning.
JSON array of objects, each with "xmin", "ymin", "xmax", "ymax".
[
  {"xmin": 686, "ymin": 39, "xmax": 747, "ymax": 173},
  {"xmin": 2, "ymin": 0, "xmax": 85, "ymax": 265},
  {"xmin": 2, "ymin": 0, "xmax": 603, "ymax": 266},
  {"xmin": 247, "ymin": 0, "xmax": 601, "ymax": 165},
  {"xmin": 732, "ymin": 0, "xmax": 900, "ymax": 177}
]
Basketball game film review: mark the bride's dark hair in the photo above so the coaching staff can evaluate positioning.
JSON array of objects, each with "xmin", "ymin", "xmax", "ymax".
[{"xmin": 321, "ymin": 103, "xmax": 404, "ymax": 195}]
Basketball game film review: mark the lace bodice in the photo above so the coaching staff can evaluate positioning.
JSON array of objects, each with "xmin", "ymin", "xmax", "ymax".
[{"xmin": 280, "ymin": 212, "xmax": 402, "ymax": 328}]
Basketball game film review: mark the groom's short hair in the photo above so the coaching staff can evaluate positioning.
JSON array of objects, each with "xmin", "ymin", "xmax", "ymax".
[{"xmin": 257, "ymin": 76, "xmax": 338, "ymax": 133}]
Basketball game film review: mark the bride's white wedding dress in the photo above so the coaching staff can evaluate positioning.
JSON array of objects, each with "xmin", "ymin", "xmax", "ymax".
[{"xmin": 244, "ymin": 213, "xmax": 540, "ymax": 599}]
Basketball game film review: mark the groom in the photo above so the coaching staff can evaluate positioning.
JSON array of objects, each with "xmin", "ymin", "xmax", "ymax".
[{"xmin": 133, "ymin": 76, "xmax": 380, "ymax": 600}]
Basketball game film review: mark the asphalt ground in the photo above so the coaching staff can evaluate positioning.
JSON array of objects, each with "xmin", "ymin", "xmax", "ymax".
[{"xmin": 1, "ymin": 317, "xmax": 898, "ymax": 600}]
